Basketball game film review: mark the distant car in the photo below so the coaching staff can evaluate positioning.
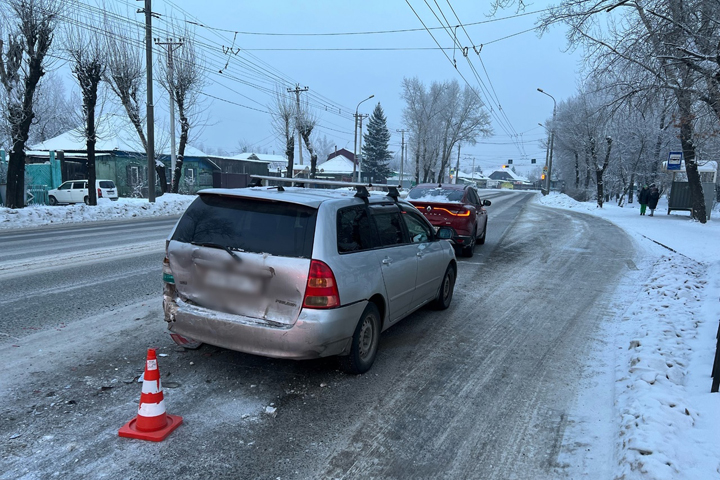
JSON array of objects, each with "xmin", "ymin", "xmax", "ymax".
[
  {"xmin": 407, "ymin": 183, "xmax": 491, "ymax": 257},
  {"xmin": 48, "ymin": 179, "xmax": 118, "ymax": 205},
  {"xmin": 162, "ymin": 180, "xmax": 457, "ymax": 374}
]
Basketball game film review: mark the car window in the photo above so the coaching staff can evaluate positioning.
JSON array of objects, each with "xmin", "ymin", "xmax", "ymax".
[
  {"xmin": 407, "ymin": 187, "xmax": 464, "ymax": 202},
  {"xmin": 467, "ymin": 188, "xmax": 479, "ymax": 205},
  {"xmin": 402, "ymin": 212, "xmax": 434, "ymax": 243},
  {"xmin": 58, "ymin": 182, "xmax": 71, "ymax": 190},
  {"xmin": 172, "ymin": 195, "xmax": 317, "ymax": 258},
  {"xmin": 99, "ymin": 181, "xmax": 115, "ymax": 189},
  {"xmin": 72, "ymin": 182, "xmax": 86, "ymax": 189},
  {"xmin": 337, "ymin": 206, "xmax": 377, "ymax": 253},
  {"xmin": 369, "ymin": 204, "xmax": 407, "ymax": 247}
]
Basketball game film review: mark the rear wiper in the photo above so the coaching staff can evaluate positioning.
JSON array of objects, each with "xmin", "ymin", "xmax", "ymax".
[{"xmin": 191, "ymin": 242, "xmax": 242, "ymax": 262}]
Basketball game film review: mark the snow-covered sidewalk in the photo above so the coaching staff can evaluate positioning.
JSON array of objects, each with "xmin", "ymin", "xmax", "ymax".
[
  {"xmin": 0, "ymin": 193, "xmax": 196, "ymax": 229},
  {"xmin": 538, "ymin": 193, "xmax": 720, "ymax": 479}
]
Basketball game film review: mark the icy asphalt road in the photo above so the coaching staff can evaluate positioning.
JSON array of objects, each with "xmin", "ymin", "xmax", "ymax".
[{"xmin": 0, "ymin": 192, "xmax": 637, "ymax": 479}]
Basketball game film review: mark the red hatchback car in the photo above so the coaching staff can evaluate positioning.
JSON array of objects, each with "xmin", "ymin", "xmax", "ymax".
[{"xmin": 407, "ymin": 183, "xmax": 491, "ymax": 257}]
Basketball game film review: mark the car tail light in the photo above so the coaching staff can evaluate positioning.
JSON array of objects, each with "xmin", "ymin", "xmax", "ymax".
[
  {"xmin": 97, "ymin": 187, "xmax": 103, "ymax": 198},
  {"xmin": 433, "ymin": 207, "xmax": 470, "ymax": 217},
  {"xmin": 162, "ymin": 257, "xmax": 174, "ymax": 284},
  {"xmin": 303, "ymin": 260, "xmax": 340, "ymax": 309}
]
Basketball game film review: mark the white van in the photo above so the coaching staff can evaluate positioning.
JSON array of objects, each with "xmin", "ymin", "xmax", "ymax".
[{"xmin": 48, "ymin": 179, "xmax": 119, "ymax": 205}]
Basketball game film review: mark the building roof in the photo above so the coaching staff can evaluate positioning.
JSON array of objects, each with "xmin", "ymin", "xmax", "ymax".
[
  {"xmin": 489, "ymin": 168, "xmax": 529, "ymax": 182},
  {"xmin": 327, "ymin": 148, "xmax": 356, "ymax": 164},
  {"xmin": 208, "ymin": 154, "xmax": 271, "ymax": 164},
  {"xmin": 232, "ymin": 152, "xmax": 287, "ymax": 163},
  {"xmin": 316, "ymin": 155, "xmax": 355, "ymax": 174},
  {"xmin": 29, "ymin": 114, "xmax": 207, "ymax": 157}
]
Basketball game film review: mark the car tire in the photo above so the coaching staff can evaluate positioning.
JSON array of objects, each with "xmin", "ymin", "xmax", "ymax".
[
  {"xmin": 83, "ymin": 196, "xmax": 89, "ymax": 205},
  {"xmin": 48, "ymin": 196, "xmax": 57, "ymax": 206},
  {"xmin": 339, "ymin": 303, "xmax": 381, "ymax": 374},
  {"xmin": 432, "ymin": 264, "xmax": 455, "ymax": 310},
  {"xmin": 461, "ymin": 228, "xmax": 476, "ymax": 257},
  {"xmin": 478, "ymin": 223, "xmax": 487, "ymax": 245}
]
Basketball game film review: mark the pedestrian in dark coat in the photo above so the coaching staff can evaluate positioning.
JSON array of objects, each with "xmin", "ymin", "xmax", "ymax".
[
  {"xmin": 638, "ymin": 185, "xmax": 650, "ymax": 215},
  {"xmin": 648, "ymin": 184, "xmax": 660, "ymax": 216}
]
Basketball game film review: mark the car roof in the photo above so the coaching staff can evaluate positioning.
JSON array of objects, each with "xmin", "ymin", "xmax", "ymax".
[
  {"xmin": 411, "ymin": 183, "xmax": 467, "ymax": 190},
  {"xmin": 198, "ymin": 186, "xmax": 411, "ymax": 209}
]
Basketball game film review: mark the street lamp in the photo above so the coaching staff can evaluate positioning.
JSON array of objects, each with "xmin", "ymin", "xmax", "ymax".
[
  {"xmin": 353, "ymin": 94, "xmax": 374, "ymax": 182},
  {"xmin": 537, "ymin": 88, "xmax": 556, "ymax": 195}
]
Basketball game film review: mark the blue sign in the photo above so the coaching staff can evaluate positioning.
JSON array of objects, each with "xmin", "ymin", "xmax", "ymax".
[{"xmin": 668, "ymin": 151, "xmax": 683, "ymax": 170}]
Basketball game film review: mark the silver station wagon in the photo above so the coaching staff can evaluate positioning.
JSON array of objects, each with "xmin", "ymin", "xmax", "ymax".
[{"xmin": 162, "ymin": 178, "xmax": 457, "ymax": 373}]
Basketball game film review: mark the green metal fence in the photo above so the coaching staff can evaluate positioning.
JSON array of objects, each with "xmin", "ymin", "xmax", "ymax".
[{"xmin": 27, "ymin": 185, "xmax": 49, "ymax": 206}]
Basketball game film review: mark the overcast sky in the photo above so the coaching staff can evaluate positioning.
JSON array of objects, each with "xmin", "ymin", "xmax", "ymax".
[{"xmin": 98, "ymin": 0, "xmax": 584, "ymax": 176}]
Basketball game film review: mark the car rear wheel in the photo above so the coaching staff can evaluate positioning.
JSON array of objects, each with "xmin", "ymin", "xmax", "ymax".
[
  {"xmin": 461, "ymin": 227, "xmax": 476, "ymax": 257},
  {"xmin": 83, "ymin": 196, "xmax": 89, "ymax": 205},
  {"xmin": 339, "ymin": 303, "xmax": 381, "ymax": 374},
  {"xmin": 432, "ymin": 265, "xmax": 455, "ymax": 310},
  {"xmin": 48, "ymin": 196, "xmax": 57, "ymax": 206}
]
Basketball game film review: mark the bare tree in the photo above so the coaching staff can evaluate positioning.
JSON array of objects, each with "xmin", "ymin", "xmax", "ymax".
[
  {"xmin": 297, "ymin": 103, "xmax": 318, "ymax": 178},
  {"xmin": 66, "ymin": 22, "xmax": 105, "ymax": 206},
  {"xmin": 269, "ymin": 88, "xmax": 294, "ymax": 177},
  {"xmin": 0, "ymin": 0, "xmax": 61, "ymax": 208},
  {"xmin": 402, "ymin": 77, "xmax": 491, "ymax": 183},
  {"xmin": 158, "ymin": 21, "xmax": 204, "ymax": 193},
  {"xmin": 102, "ymin": 6, "xmax": 168, "ymax": 195}
]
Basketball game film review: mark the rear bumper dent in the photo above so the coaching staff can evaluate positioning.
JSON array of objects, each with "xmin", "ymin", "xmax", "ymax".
[{"xmin": 164, "ymin": 297, "xmax": 364, "ymax": 359}]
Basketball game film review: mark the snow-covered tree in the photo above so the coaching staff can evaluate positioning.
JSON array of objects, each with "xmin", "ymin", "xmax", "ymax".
[{"xmin": 361, "ymin": 102, "xmax": 393, "ymax": 181}]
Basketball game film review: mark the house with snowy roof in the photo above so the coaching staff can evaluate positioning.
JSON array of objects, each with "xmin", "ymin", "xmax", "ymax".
[{"xmin": 27, "ymin": 115, "xmax": 268, "ymax": 196}]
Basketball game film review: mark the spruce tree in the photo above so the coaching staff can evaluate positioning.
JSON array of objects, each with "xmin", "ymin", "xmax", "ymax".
[{"xmin": 361, "ymin": 103, "xmax": 393, "ymax": 181}]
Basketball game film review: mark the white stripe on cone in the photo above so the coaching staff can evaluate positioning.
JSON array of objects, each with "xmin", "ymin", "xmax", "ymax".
[
  {"xmin": 138, "ymin": 399, "xmax": 166, "ymax": 417},
  {"xmin": 141, "ymin": 379, "xmax": 162, "ymax": 394}
]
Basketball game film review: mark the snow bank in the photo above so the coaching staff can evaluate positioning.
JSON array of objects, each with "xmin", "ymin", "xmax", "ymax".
[
  {"xmin": 538, "ymin": 192, "xmax": 720, "ymax": 479},
  {"xmin": 0, "ymin": 194, "xmax": 196, "ymax": 230}
]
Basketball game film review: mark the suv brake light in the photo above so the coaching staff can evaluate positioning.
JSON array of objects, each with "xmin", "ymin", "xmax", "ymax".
[
  {"xmin": 97, "ymin": 187, "xmax": 103, "ymax": 198},
  {"xmin": 303, "ymin": 260, "xmax": 340, "ymax": 309}
]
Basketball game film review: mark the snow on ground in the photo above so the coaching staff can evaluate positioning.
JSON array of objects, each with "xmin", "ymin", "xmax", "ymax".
[
  {"xmin": 0, "ymin": 194, "xmax": 196, "ymax": 229},
  {"xmin": 538, "ymin": 193, "xmax": 720, "ymax": 479}
]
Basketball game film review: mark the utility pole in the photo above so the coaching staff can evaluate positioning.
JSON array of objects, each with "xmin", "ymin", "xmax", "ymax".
[
  {"xmin": 357, "ymin": 113, "xmax": 369, "ymax": 182},
  {"xmin": 288, "ymin": 85, "xmax": 309, "ymax": 165},
  {"xmin": 396, "ymin": 129, "xmax": 407, "ymax": 187},
  {"xmin": 140, "ymin": 0, "xmax": 156, "ymax": 202},
  {"xmin": 155, "ymin": 38, "xmax": 184, "ymax": 188},
  {"xmin": 353, "ymin": 114, "xmax": 358, "ymax": 181},
  {"xmin": 454, "ymin": 143, "xmax": 461, "ymax": 184}
]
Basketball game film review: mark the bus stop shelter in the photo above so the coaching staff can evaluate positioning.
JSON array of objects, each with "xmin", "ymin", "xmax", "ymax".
[{"xmin": 662, "ymin": 160, "xmax": 717, "ymax": 220}]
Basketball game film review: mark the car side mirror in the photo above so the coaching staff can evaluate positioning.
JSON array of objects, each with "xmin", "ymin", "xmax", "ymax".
[
  {"xmin": 483, "ymin": 199, "xmax": 491, "ymax": 206},
  {"xmin": 436, "ymin": 227, "xmax": 454, "ymax": 240}
]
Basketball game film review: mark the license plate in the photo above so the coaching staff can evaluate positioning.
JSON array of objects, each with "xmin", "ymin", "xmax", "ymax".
[{"xmin": 204, "ymin": 270, "xmax": 262, "ymax": 294}]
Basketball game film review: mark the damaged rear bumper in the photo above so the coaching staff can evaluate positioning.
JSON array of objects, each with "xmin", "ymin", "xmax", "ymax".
[{"xmin": 164, "ymin": 296, "xmax": 365, "ymax": 360}]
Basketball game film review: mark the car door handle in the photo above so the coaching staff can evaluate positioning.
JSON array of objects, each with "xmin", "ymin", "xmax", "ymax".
[
  {"xmin": 416, "ymin": 252, "xmax": 424, "ymax": 258},
  {"xmin": 381, "ymin": 258, "xmax": 393, "ymax": 265}
]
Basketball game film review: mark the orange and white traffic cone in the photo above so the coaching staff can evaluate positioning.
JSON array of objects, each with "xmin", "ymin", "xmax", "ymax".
[{"xmin": 118, "ymin": 348, "xmax": 182, "ymax": 442}]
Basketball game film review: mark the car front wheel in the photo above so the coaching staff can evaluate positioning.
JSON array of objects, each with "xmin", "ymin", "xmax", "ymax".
[
  {"xmin": 432, "ymin": 265, "xmax": 456, "ymax": 310},
  {"xmin": 48, "ymin": 196, "xmax": 57, "ymax": 206},
  {"xmin": 478, "ymin": 223, "xmax": 487, "ymax": 245},
  {"xmin": 340, "ymin": 303, "xmax": 381, "ymax": 374}
]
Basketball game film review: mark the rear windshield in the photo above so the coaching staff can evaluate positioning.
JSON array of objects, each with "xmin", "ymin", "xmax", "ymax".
[
  {"xmin": 99, "ymin": 181, "xmax": 115, "ymax": 188},
  {"xmin": 172, "ymin": 195, "xmax": 317, "ymax": 258},
  {"xmin": 407, "ymin": 187, "xmax": 464, "ymax": 202}
]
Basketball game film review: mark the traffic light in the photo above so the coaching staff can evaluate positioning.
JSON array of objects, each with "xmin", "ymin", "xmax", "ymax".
[
  {"xmin": 541, "ymin": 174, "xmax": 546, "ymax": 180},
  {"xmin": 508, "ymin": 159, "xmax": 513, "ymax": 164},
  {"xmin": 531, "ymin": 158, "xmax": 536, "ymax": 164}
]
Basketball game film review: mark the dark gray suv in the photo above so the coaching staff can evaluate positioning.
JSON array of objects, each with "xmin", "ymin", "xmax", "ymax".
[{"xmin": 162, "ymin": 181, "xmax": 456, "ymax": 373}]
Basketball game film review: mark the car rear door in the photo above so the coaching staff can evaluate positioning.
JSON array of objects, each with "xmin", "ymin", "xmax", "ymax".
[
  {"xmin": 369, "ymin": 204, "xmax": 417, "ymax": 324},
  {"xmin": 71, "ymin": 181, "xmax": 86, "ymax": 203}
]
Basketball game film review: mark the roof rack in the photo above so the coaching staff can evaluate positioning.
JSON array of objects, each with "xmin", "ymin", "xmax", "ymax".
[{"xmin": 249, "ymin": 175, "xmax": 401, "ymax": 200}]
